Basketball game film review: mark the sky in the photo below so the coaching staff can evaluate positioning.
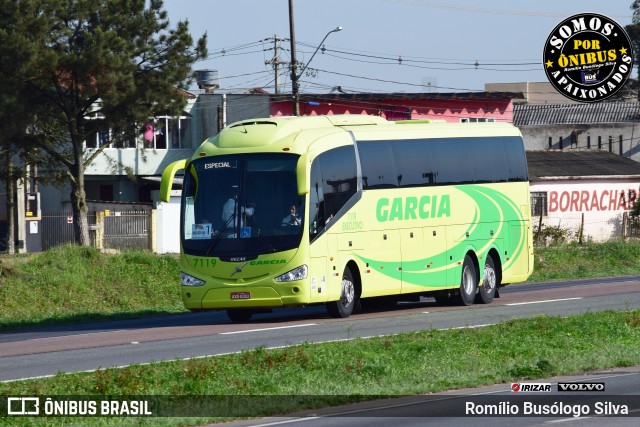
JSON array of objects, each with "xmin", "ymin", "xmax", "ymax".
[{"xmin": 162, "ymin": 0, "xmax": 635, "ymax": 94}]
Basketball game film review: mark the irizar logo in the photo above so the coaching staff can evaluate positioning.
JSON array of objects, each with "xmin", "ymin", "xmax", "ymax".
[
  {"xmin": 376, "ymin": 195, "xmax": 450, "ymax": 222},
  {"xmin": 511, "ymin": 382, "xmax": 552, "ymax": 392}
]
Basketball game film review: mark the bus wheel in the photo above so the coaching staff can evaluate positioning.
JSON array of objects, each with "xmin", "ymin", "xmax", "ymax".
[
  {"xmin": 476, "ymin": 256, "xmax": 497, "ymax": 304},
  {"xmin": 226, "ymin": 309, "xmax": 253, "ymax": 322},
  {"xmin": 327, "ymin": 267, "xmax": 357, "ymax": 318},
  {"xmin": 457, "ymin": 255, "xmax": 477, "ymax": 306}
]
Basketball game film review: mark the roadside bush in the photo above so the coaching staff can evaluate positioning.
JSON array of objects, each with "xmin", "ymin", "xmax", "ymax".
[{"xmin": 534, "ymin": 224, "xmax": 572, "ymax": 246}]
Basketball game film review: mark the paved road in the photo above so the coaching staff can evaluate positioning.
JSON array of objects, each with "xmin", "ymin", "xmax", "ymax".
[
  {"xmin": 211, "ymin": 367, "xmax": 640, "ymax": 427},
  {"xmin": 1, "ymin": 276, "xmax": 639, "ymax": 382}
]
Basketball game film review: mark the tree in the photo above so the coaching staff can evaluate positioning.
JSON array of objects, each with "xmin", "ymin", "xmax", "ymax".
[
  {"xmin": 627, "ymin": 1, "xmax": 640, "ymax": 100},
  {"xmin": 0, "ymin": 2, "xmax": 58, "ymax": 253},
  {"xmin": 0, "ymin": 0, "xmax": 207, "ymax": 246}
]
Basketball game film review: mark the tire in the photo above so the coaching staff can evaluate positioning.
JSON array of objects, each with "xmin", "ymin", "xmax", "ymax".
[
  {"xmin": 476, "ymin": 255, "xmax": 497, "ymax": 304},
  {"xmin": 226, "ymin": 309, "xmax": 253, "ymax": 322},
  {"xmin": 326, "ymin": 267, "xmax": 357, "ymax": 318},
  {"xmin": 456, "ymin": 254, "xmax": 477, "ymax": 306}
]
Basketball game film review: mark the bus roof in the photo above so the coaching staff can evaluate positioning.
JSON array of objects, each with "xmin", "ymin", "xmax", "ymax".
[{"xmin": 194, "ymin": 115, "xmax": 522, "ymax": 158}]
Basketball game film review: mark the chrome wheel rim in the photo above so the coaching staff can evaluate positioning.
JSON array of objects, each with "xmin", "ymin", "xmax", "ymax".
[
  {"xmin": 483, "ymin": 265, "xmax": 496, "ymax": 293},
  {"xmin": 341, "ymin": 278, "xmax": 354, "ymax": 307},
  {"xmin": 462, "ymin": 265, "xmax": 474, "ymax": 296}
]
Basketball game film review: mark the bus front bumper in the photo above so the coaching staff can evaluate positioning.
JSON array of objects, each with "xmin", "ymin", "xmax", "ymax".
[{"xmin": 183, "ymin": 285, "xmax": 310, "ymax": 310}]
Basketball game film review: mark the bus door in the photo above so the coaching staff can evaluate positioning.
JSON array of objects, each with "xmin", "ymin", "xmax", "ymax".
[
  {"xmin": 308, "ymin": 234, "xmax": 329, "ymax": 304},
  {"xmin": 400, "ymin": 227, "xmax": 424, "ymax": 294},
  {"xmin": 506, "ymin": 220, "xmax": 531, "ymax": 277},
  {"xmin": 326, "ymin": 233, "xmax": 340, "ymax": 302}
]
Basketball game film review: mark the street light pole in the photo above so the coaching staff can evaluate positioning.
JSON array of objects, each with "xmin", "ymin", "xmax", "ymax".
[
  {"xmin": 297, "ymin": 26, "xmax": 342, "ymax": 80},
  {"xmin": 288, "ymin": 1, "xmax": 342, "ymax": 116}
]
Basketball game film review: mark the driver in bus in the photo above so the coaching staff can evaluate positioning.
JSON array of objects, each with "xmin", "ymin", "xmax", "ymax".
[{"xmin": 282, "ymin": 204, "xmax": 301, "ymax": 226}]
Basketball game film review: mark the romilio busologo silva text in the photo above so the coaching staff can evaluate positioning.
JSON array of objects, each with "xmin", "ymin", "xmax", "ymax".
[{"xmin": 543, "ymin": 13, "xmax": 633, "ymax": 103}]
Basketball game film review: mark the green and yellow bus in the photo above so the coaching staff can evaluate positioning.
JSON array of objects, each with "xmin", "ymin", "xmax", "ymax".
[{"xmin": 161, "ymin": 115, "xmax": 533, "ymax": 321}]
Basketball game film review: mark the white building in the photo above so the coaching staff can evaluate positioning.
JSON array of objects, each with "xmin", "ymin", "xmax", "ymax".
[{"xmin": 528, "ymin": 150, "xmax": 640, "ymax": 242}]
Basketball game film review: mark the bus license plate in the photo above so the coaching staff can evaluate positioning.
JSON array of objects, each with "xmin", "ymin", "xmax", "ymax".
[{"xmin": 231, "ymin": 292, "xmax": 251, "ymax": 300}]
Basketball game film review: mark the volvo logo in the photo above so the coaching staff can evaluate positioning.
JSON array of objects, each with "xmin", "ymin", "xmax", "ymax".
[{"xmin": 230, "ymin": 261, "xmax": 249, "ymax": 277}]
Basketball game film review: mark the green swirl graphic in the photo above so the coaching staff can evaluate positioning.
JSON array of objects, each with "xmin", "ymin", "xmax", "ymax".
[{"xmin": 356, "ymin": 185, "xmax": 526, "ymax": 287}]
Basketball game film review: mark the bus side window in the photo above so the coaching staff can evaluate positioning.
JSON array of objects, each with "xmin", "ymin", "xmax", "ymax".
[
  {"xmin": 308, "ymin": 146, "xmax": 357, "ymax": 239},
  {"xmin": 319, "ymin": 146, "xmax": 357, "ymax": 220},
  {"xmin": 359, "ymin": 141, "xmax": 398, "ymax": 189}
]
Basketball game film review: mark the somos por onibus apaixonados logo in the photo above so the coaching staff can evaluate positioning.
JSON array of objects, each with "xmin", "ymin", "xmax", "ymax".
[{"xmin": 543, "ymin": 13, "xmax": 633, "ymax": 102}]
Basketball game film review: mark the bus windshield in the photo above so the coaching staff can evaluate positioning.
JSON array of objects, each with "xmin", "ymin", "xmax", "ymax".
[{"xmin": 181, "ymin": 153, "xmax": 304, "ymax": 257}]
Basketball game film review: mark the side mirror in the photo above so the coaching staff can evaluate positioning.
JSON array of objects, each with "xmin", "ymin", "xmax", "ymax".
[
  {"xmin": 296, "ymin": 154, "xmax": 309, "ymax": 196},
  {"xmin": 160, "ymin": 159, "xmax": 187, "ymax": 202}
]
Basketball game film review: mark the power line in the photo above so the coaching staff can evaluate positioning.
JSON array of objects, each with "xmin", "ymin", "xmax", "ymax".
[
  {"xmin": 384, "ymin": 0, "xmax": 632, "ymax": 19},
  {"xmin": 193, "ymin": 36, "xmax": 548, "ymax": 95},
  {"xmin": 297, "ymin": 42, "xmax": 540, "ymax": 68}
]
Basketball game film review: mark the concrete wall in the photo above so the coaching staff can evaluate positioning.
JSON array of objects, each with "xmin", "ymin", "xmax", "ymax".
[
  {"xmin": 192, "ymin": 93, "xmax": 272, "ymax": 143},
  {"xmin": 530, "ymin": 178, "xmax": 640, "ymax": 242},
  {"xmin": 151, "ymin": 190, "xmax": 181, "ymax": 254},
  {"xmin": 270, "ymin": 98, "xmax": 516, "ymax": 123},
  {"xmin": 520, "ymin": 123, "xmax": 640, "ymax": 162}
]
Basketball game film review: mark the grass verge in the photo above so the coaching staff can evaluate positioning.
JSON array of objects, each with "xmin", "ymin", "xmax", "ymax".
[
  {"xmin": 531, "ymin": 240, "xmax": 640, "ymax": 282},
  {"xmin": 1, "ymin": 241, "xmax": 640, "ymax": 330},
  {"xmin": 1, "ymin": 309, "xmax": 639, "ymax": 425},
  {"xmin": 0, "ymin": 245, "xmax": 185, "ymax": 331}
]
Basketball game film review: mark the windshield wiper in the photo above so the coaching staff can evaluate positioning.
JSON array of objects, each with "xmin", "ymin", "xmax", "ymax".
[
  {"xmin": 205, "ymin": 213, "xmax": 235, "ymax": 256},
  {"xmin": 255, "ymin": 229, "xmax": 277, "ymax": 253}
]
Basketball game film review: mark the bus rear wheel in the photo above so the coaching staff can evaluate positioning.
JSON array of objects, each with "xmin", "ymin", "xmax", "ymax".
[
  {"xmin": 327, "ymin": 267, "xmax": 357, "ymax": 318},
  {"xmin": 476, "ymin": 256, "xmax": 497, "ymax": 304},
  {"xmin": 456, "ymin": 255, "xmax": 477, "ymax": 306}
]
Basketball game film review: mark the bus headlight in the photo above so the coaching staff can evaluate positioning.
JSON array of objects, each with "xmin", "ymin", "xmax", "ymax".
[
  {"xmin": 274, "ymin": 265, "xmax": 308, "ymax": 282},
  {"xmin": 180, "ymin": 272, "xmax": 205, "ymax": 287}
]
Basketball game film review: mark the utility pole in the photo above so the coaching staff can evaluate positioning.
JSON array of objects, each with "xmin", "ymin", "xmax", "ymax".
[
  {"xmin": 288, "ymin": 0, "xmax": 342, "ymax": 116},
  {"xmin": 273, "ymin": 36, "xmax": 281, "ymax": 94},
  {"xmin": 288, "ymin": 0, "xmax": 299, "ymax": 115},
  {"xmin": 265, "ymin": 35, "xmax": 287, "ymax": 94}
]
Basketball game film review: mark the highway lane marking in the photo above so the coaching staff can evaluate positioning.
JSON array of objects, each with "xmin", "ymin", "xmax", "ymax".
[
  {"xmin": 5, "ymin": 330, "xmax": 128, "ymax": 343},
  {"xmin": 505, "ymin": 297, "xmax": 582, "ymax": 306},
  {"xmin": 546, "ymin": 407, "xmax": 640, "ymax": 423},
  {"xmin": 219, "ymin": 323, "xmax": 317, "ymax": 335},
  {"xmin": 246, "ymin": 418, "xmax": 322, "ymax": 426},
  {"xmin": 448, "ymin": 323, "xmax": 498, "ymax": 330}
]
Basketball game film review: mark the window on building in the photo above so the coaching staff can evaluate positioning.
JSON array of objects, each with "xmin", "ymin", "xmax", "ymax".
[
  {"xmin": 100, "ymin": 184, "xmax": 114, "ymax": 201},
  {"xmin": 84, "ymin": 114, "xmax": 191, "ymax": 149},
  {"xmin": 145, "ymin": 116, "xmax": 191, "ymax": 149},
  {"xmin": 531, "ymin": 191, "xmax": 548, "ymax": 217},
  {"xmin": 460, "ymin": 117, "xmax": 496, "ymax": 123},
  {"xmin": 84, "ymin": 113, "xmax": 137, "ymax": 149},
  {"xmin": 85, "ymin": 113, "xmax": 110, "ymax": 149},
  {"xmin": 378, "ymin": 106, "xmax": 411, "ymax": 120}
]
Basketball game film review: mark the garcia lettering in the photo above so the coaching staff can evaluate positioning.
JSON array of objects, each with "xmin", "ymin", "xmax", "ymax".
[{"xmin": 376, "ymin": 195, "xmax": 451, "ymax": 222}]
